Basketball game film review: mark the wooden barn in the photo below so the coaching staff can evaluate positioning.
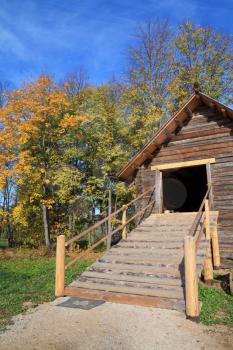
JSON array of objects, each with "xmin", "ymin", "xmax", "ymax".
[
  {"xmin": 55, "ymin": 88, "xmax": 233, "ymax": 319},
  {"xmin": 118, "ymin": 89, "xmax": 233, "ymax": 268}
]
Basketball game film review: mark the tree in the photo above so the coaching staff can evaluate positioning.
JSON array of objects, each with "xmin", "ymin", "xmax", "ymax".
[
  {"xmin": 169, "ymin": 21, "xmax": 233, "ymax": 109},
  {"xmin": 122, "ymin": 20, "xmax": 174, "ymax": 150},
  {"xmin": 0, "ymin": 76, "xmax": 86, "ymax": 247}
]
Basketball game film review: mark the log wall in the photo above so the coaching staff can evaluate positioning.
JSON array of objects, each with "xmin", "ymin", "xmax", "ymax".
[{"xmin": 135, "ymin": 105, "xmax": 233, "ymax": 266}]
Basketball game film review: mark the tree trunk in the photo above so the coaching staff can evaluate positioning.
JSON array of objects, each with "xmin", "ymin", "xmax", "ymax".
[{"xmin": 42, "ymin": 204, "xmax": 50, "ymax": 247}]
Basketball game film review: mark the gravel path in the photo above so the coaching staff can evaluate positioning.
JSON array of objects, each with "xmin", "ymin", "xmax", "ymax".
[{"xmin": 0, "ymin": 298, "xmax": 232, "ymax": 350}]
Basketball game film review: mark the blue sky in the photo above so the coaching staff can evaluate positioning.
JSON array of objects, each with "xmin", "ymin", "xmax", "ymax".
[{"xmin": 0, "ymin": 0, "xmax": 232, "ymax": 87}]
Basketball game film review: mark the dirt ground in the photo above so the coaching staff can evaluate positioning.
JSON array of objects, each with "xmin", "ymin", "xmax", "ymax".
[{"xmin": 0, "ymin": 298, "xmax": 232, "ymax": 350}]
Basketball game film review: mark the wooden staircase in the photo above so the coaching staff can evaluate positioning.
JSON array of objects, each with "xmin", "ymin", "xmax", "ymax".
[
  {"xmin": 64, "ymin": 212, "xmax": 218, "ymax": 311},
  {"xmin": 55, "ymin": 185, "xmax": 220, "ymax": 318}
]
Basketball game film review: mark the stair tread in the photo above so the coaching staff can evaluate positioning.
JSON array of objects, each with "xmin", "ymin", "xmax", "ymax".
[
  {"xmin": 82, "ymin": 270, "xmax": 183, "ymax": 286},
  {"xmin": 71, "ymin": 277, "xmax": 184, "ymax": 299}
]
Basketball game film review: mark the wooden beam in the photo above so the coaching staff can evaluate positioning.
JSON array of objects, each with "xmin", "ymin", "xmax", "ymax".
[
  {"xmin": 151, "ymin": 140, "xmax": 162, "ymax": 149},
  {"xmin": 186, "ymin": 107, "xmax": 193, "ymax": 118},
  {"xmin": 143, "ymin": 151, "xmax": 154, "ymax": 160},
  {"xmin": 155, "ymin": 170, "xmax": 163, "ymax": 213},
  {"xmin": 130, "ymin": 164, "xmax": 140, "ymax": 170},
  {"xmin": 163, "ymin": 128, "xmax": 173, "ymax": 140},
  {"xmin": 221, "ymin": 108, "xmax": 227, "ymax": 117},
  {"xmin": 209, "ymin": 102, "xmax": 215, "ymax": 112},
  {"xmin": 151, "ymin": 158, "xmax": 216, "ymax": 171},
  {"xmin": 174, "ymin": 118, "xmax": 183, "ymax": 128}
]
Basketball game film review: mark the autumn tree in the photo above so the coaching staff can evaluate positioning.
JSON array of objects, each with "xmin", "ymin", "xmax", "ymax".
[{"xmin": 0, "ymin": 76, "xmax": 86, "ymax": 246}]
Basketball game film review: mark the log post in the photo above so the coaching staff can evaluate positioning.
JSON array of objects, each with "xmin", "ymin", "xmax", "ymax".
[
  {"xmin": 122, "ymin": 205, "xmax": 127, "ymax": 239},
  {"xmin": 212, "ymin": 223, "xmax": 221, "ymax": 270},
  {"xmin": 205, "ymin": 200, "xmax": 210, "ymax": 240},
  {"xmin": 203, "ymin": 199, "xmax": 213, "ymax": 284},
  {"xmin": 55, "ymin": 235, "xmax": 65, "ymax": 297},
  {"xmin": 184, "ymin": 236, "xmax": 199, "ymax": 320},
  {"xmin": 155, "ymin": 170, "xmax": 162, "ymax": 213},
  {"xmin": 203, "ymin": 241, "xmax": 213, "ymax": 285}
]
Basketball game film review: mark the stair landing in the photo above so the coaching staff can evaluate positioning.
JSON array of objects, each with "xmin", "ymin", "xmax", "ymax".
[{"xmin": 64, "ymin": 212, "xmax": 218, "ymax": 311}]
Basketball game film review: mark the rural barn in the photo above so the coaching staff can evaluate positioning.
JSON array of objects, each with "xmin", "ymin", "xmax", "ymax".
[
  {"xmin": 118, "ymin": 88, "xmax": 233, "ymax": 269},
  {"xmin": 56, "ymin": 88, "xmax": 232, "ymax": 319}
]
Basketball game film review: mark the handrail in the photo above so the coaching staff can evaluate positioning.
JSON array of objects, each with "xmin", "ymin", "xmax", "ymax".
[
  {"xmin": 188, "ymin": 185, "xmax": 212, "ymax": 237},
  {"xmin": 66, "ymin": 186, "xmax": 155, "ymax": 247},
  {"xmin": 65, "ymin": 198, "xmax": 155, "ymax": 270},
  {"xmin": 55, "ymin": 185, "xmax": 156, "ymax": 297}
]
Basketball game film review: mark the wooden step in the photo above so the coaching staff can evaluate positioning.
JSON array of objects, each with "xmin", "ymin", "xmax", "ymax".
[
  {"xmin": 117, "ymin": 241, "xmax": 184, "ymax": 249},
  {"xmin": 71, "ymin": 277, "xmax": 184, "ymax": 299},
  {"xmin": 82, "ymin": 270, "xmax": 182, "ymax": 287},
  {"xmin": 64, "ymin": 287, "xmax": 185, "ymax": 311},
  {"xmin": 91, "ymin": 262, "xmax": 182, "ymax": 277}
]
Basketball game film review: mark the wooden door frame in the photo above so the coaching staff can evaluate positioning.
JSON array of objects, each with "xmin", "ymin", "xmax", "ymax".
[{"xmin": 152, "ymin": 158, "xmax": 215, "ymax": 213}]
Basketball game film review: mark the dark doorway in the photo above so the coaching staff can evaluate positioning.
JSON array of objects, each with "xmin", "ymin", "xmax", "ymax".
[{"xmin": 162, "ymin": 165, "xmax": 207, "ymax": 212}]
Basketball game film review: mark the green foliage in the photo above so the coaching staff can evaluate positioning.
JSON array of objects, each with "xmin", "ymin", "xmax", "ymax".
[
  {"xmin": 199, "ymin": 283, "xmax": 233, "ymax": 326},
  {"xmin": 0, "ymin": 256, "xmax": 94, "ymax": 331},
  {"xmin": 169, "ymin": 21, "xmax": 233, "ymax": 110}
]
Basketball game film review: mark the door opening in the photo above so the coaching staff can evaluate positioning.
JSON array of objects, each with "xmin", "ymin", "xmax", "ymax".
[{"xmin": 162, "ymin": 165, "xmax": 207, "ymax": 212}]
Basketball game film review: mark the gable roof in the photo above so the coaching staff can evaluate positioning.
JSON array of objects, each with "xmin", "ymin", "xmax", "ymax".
[{"xmin": 117, "ymin": 92, "xmax": 233, "ymax": 181}]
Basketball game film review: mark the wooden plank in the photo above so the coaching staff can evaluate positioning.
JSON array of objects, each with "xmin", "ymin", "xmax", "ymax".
[
  {"xmin": 71, "ymin": 277, "xmax": 184, "ymax": 299},
  {"xmin": 151, "ymin": 158, "xmax": 215, "ymax": 171},
  {"xmin": 155, "ymin": 170, "xmax": 163, "ymax": 213},
  {"xmin": 90, "ymin": 261, "xmax": 182, "ymax": 276},
  {"xmin": 82, "ymin": 271, "xmax": 182, "ymax": 287},
  {"xmin": 64, "ymin": 288, "xmax": 185, "ymax": 310}
]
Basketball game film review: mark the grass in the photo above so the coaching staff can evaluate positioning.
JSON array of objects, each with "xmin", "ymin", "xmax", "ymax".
[
  {"xmin": 199, "ymin": 280, "xmax": 233, "ymax": 327},
  {"xmin": 0, "ymin": 251, "xmax": 95, "ymax": 331}
]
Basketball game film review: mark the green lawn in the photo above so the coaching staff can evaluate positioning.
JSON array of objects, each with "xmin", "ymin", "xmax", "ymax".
[
  {"xmin": 200, "ymin": 282, "xmax": 233, "ymax": 327},
  {"xmin": 0, "ymin": 255, "xmax": 94, "ymax": 331}
]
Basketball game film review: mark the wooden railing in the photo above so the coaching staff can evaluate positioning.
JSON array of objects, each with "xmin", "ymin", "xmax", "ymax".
[
  {"xmin": 184, "ymin": 185, "xmax": 220, "ymax": 320},
  {"xmin": 55, "ymin": 186, "xmax": 156, "ymax": 297}
]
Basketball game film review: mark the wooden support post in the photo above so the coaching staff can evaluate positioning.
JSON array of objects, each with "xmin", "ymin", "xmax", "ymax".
[
  {"xmin": 212, "ymin": 224, "xmax": 221, "ymax": 270},
  {"xmin": 205, "ymin": 200, "xmax": 210, "ymax": 240},
  {"xmin": 203, "ymin": 242, "xmax": 213, "ymax": 285},
  {"xmin": 184, "ymin": 236, "xmax": 199, "ymax": 320},
  {"xmin": 55, "ymin": 235, "xmax": 65, "ymax": 297},
  {"xmin": 206, "ymin": 163, "xmax": 213, "ymax": 209},
  {"xmin": 203, "ymin": 199, "xmax": 213, "ymax": 284},
  {"xmin": 122, "ymin": 205, "xmax": 127, "ymax": 239},
  {"xmin": 155, "ymin": 170, "xmax": 163, "ymax": 213}
]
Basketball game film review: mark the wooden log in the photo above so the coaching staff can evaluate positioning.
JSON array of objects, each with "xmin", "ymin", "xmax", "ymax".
[
  {"xmin": 55, "ymin": 235, "xmax": 65, "ymax": 297},
  {"xmin": 122, "ymin": 205, "xmax": 127, "ymax": 239},
  {"xmin": 206, "ymin": 164, "xmax": 214, "ymax": 209},
  {"xmin": 184, "ymin": 236, "xmax": 199, "ymax": 320},
  {"xmin": 143, "ymin": 151, "xmax": 154, "ymax": 160},
  {"xmin": 152, "ymin": 158, "xmax": 215, "ymax": 171},
  {"xmin": 203, "ymin": 242, "xmax": 213, "ymax": 285},
  {"xmin": 212, "ymin": 224, "xmax": 221, "ymax": 269},
  {"xmin": 155, "ymin": 170, "xmax": 163, "ymax": 213},
  {"xmin": 205, "ymin": 200, "xmax": 210, "ymax": 240},
  {"xmin": 174, "ymin": 117, "xmax": 184, "ymax": 128},
  {"xmin": 186, "ymin": 107, "xmax": 193, "ymax": 118}
]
